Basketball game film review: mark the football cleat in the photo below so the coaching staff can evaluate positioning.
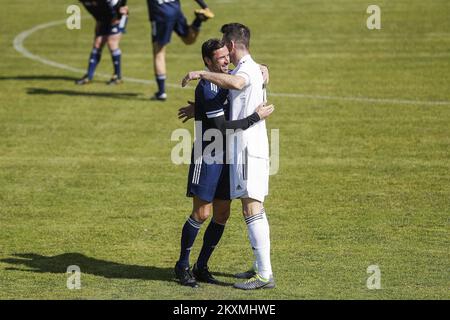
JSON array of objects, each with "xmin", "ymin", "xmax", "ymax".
[
  {"xmin": 233, "ymin": 274, "xmax": 275, "ymax": 290},
  {"xmin": 151, "ymin": 92, "xmax": 167, "ymax": 101},
  {"xmin": 194, "ymin": 8, "xmax": 215, "ymax": 21},
  {"xmin": 75, "ymin": 75, "xmax": 91, "ymax": 85},
  {"xmin": 192, "ymin": 263, "xmax": 220, "ymax": 285},
  {"xmin": 174, "ymin": 262, "xmax": 199, "ymax": 288},
  {"xmin": 107, "ymin": 74, "xmax": 122, "ymax": 85}
]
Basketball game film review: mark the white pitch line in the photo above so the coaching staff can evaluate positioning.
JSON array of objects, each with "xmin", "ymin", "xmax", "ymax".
[
  {"xmin": 13, "ymin": 19, "xmax": 450, "ymax": 106},
  {"xmin": 12, "ymin": 19, "xmax": 179, "ymax": 88},
  {"xmin": 13, "ymin": 20, "xmax": 84, "ymax": 74},
  {"xmin": 269, "ymin": 92, "xmax": 450, "ymax": 106}
]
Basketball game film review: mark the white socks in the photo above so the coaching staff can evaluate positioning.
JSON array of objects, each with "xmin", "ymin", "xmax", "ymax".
[{"xmin": 245, "ymin": 209, "xmax": 272, "ymax": 279}]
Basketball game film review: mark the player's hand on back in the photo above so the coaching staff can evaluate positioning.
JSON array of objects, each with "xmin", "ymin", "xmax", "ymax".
[
  {"xmin": 119, "ymin": 6, "xmax": 129, "ymax": 15},
  {"xmin": 255, "ymin": 103, "xmax": 274, "ymax": 120},
  {"xmin": 178, "ymin": 101, "xmax": 195, "ymax": 123},
  {"xmin": 260, "ymin": 64, "xmax": 269, "ymax": 85},
  {"xmin": 182, "ymin": 71, "xmax": 203, "ymax": 87}
]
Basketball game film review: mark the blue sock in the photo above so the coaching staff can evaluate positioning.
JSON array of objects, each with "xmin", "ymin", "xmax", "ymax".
[
  {"xmin": 178, "ymin": 216, "xmax": 202, "ymax": 268},
  {"xmin": 195, "ymin": 0, "xmax": 208, "ymax": 9},
  {"xmin": 111, "ymin": 49, "xmax": 122, "ymax": 78},
  {"xmin": 192, "ymin": 18, "xmax": 202, "ymax": 31},
  {"xmin": 87, "ymin": 48, "xmax": 101, "ymax": 80},
  {"xmin": 196, "ymin": 220, "xmax": 225, "ymax": 269},
  {"xmin": 156, "ymin": 74, "xmax": 166, "ymax": 95}
]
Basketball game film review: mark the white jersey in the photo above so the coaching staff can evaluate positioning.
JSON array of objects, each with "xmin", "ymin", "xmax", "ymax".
[
  {"xmin": 228, "ymin": 54, "xmax": 270, "ymax": 202},
  {"xmin": 229, "ymin": 54, "xmax": 269, "ymax": 159}
]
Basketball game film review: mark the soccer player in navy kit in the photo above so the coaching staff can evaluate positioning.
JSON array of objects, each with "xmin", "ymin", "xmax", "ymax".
[
  {"xmin": 146, "ymin": 0, "xmax": 215, "ymax": 101},
  {"xmin": 174, "ymin": 39, "xmax": 274, "ymax": 287},
  {"xmin": 76, "ymin": 0, "xmax": 128, "ymax": 85}
]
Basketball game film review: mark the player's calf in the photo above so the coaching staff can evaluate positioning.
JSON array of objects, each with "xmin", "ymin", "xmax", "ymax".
[{"xmin": 181, "ymin": 28, "xmax": 200, "ymax": 45}]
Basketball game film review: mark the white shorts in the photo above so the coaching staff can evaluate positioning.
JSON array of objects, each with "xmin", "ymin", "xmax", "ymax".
[{"xmin": 230, "ymin": 153, "xmax": 269, "ymax": 203}]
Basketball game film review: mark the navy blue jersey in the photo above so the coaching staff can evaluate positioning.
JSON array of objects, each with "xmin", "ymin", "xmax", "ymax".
[
  {"xmin": 187, "ymin": 79, "xmax": 230, "ymax": 202},
  {"xmin": 79, "ymin": 0, "xmax": 126, "ymax": 22},
  {"xmin": 194, "ymin": 79, "xmax": 229, "ymax": 153},
  {"xmin": 146, "ymin": 0, "xmax": 182, "ymax": 22}
]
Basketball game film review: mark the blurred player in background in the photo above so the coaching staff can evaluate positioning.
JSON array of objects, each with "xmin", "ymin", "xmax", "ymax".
[
  {"xmin": 146, "ymin": 0, "xmax": 215, "ymax": 101},
  {"xmin": 174, "ymin": 39, "xmax": 274, "ymax": 288},
  {"xmin": 76, "ymin": 0, "xmax": 129, "ymax": 85}
]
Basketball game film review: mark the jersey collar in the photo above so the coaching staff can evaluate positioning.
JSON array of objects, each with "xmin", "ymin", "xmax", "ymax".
[{"xmin": 237, "ymin": 54, "xmax": 251, "ymax": 66}]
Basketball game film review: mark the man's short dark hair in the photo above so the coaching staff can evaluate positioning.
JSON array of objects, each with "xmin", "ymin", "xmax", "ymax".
[
  {"xmin": 220, "ymin": 23, "xmax": 251, "ymax": 49},
  {"xmin": 202, "ymin": 38, "xmax": 226, "ymax": 65}
]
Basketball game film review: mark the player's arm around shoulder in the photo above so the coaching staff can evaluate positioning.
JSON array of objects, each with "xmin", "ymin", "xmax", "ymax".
[{"xmin": 182, "ymin": 71, "xmax": 247, "ymax": 91}]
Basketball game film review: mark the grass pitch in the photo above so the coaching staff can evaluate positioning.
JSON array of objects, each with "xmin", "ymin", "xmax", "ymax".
[{"xmin": 0, "ymin": 0, "xmax": 449, "ymax": 299}]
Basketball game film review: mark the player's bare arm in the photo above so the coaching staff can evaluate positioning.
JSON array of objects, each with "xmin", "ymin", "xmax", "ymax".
[
  {"xmin": 182, "ymin": 64, "xmax": 269, "ymax": 88},
  {"xmin": 182, "ymin": 71, "xmax": 246, "ymax": 90}
]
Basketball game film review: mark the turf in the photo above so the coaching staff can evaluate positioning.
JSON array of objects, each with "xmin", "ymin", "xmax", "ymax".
[{"xmin": 0, "ymin": 0, "xmax": 449, "ymax": 299}]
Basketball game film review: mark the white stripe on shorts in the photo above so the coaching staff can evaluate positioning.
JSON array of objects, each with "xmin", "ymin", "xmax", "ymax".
[{"xmin": 192, "ymin": 157, "xmax": 202, "ymax": 184}]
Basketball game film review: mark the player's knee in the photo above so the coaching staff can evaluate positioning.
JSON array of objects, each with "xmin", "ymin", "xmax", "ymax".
[
  {"xmin": 107, "ymin": 41, "xmax": 119, "ymax": 50},
  {"xmin": 152, "ymin": 42, "xmax": 165, "ymax": 54},
  {"xmin": 213, "ymin": 212, "xmax": 230, "ymax": 225},
  {"xmin": 94, "ymin": 40, "xmax": 104, "ymax": 49},
  {"xmin": 242, "ymin": 203, "xmax": 264, "ymax": 217},
  {"xmin": 181, "ymin": 36, "xmax": 195, "ymax": 45},
  {"xmin": 195, "ymin": 213, "xmax": 209, "ymax": 223},
  {"xmin": 192, "ymin": 208, "xmax": 211, "ymax": 223},
  {"xmin": 181, "ymin": 28, "xmax": 198, "ymax": 45}
]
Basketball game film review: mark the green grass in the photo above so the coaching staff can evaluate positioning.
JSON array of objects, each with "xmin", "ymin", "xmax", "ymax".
[{"xmin": 0, "ymin": 0, "xmax": 449, "ymax": 299}]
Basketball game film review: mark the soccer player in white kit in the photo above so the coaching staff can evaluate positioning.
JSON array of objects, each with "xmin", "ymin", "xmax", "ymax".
[{"xmin": 182, "ymin": 23, "xmax": 274, "ymax": 290}]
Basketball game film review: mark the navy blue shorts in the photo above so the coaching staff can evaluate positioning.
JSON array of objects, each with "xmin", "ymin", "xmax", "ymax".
[
  {"xmin": 151, "ymin": 15, "xmax": 189, "ymax": 46},
  {"xmin": 186, "ymin": 160, "xmax": 230, "ymax": 203},
  {"xmin": 96, "ymin": 16, "xmax": 128, "ymax": 36}
]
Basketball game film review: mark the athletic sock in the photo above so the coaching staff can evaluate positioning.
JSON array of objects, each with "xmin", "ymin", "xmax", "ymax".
[
  {"xmin": 252, "ymin": 260, "xmax": 258, "ymax": 272},
  {"xmin": 196, "ymin": 219, "xmax": 225, "ymax": 269},
  {"xmin": 245, "ymin": 209, "xmax": 272, "ymax": 279},
  {"xmin": 156, "ymin": 74, "xmax": 166, "ymax": 95},
  {"xmin": 87, "ymin": 48, "xmax": 101, "ymax": 80},
  {"xmin": 195, "ymin": 0, "xmax": 208, "ymax": 9},
  {"xmin": 192, "ymin": 18, "xmax": 203, "ymax": 31},
  {"xmin": 177, "ymin": 216, "xmax": 203, "ymax": 268},
  {"xmin": 111, "ymin": 48, "xmax": 122, "ymax": 78}
]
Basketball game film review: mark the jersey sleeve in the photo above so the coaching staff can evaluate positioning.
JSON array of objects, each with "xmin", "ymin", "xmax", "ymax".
[
  {"xmin": 235, "ymin": 65, "xmax": 251, "ymax": 87},
  {"xmin": 210, "ymin": 112, "xmax": 261, "ymax": 135},
  {"xmin": 202, "ymin": 83, "xmax": 227, "ymax": 119}
]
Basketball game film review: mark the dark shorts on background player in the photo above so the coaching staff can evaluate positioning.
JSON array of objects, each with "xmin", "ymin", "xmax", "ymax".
[
  {"xmin": 96, "ymin": 16, "xmax": 128, "ymax": 36},
  {"xmin": 186, "ymin": 160, "xmax": 230, "ymax": 203},
  {"xmin": 151, "ymin": 14, "xmax": 189, "ymax": 45}
]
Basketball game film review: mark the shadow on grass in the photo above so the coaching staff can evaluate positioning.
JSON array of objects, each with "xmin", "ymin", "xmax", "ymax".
[
  {"xmin": 0, "ymin": 75, "xmax": 79, "ymax": 82},
  {"xmin": 26, "ymin": 88, "xmax": 143, "ymax": 100},
  {"xmin": 1, "ymin": 253, "xmax": 175, "ymax": 283}
]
